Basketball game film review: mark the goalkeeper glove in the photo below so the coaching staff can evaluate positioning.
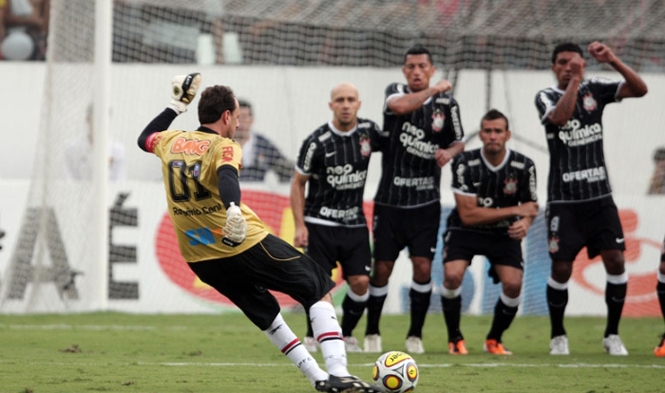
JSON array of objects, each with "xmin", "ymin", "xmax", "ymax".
[
  {"xmin": 169, "ymin": 72, "xmax": 202, "ymax": 114},
  {"xmin": 222, "ymin": 202, "xmax": 247, "ymax": 247}
]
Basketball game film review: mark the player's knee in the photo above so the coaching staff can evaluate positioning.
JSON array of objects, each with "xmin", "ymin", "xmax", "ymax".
[
  {"xmin": 443, "ymin": 274, "xmax": 463, "ymax": 290},
  {"xmin": 347, "ymin": 275, "xmax": 369, "ymax": 295},
  {"xmin": 551, "ymin": 261, "xmax": 573, "ymax": 281},
  {"xmin": 602, "ymin": 250, "xmax": 625, "ymax": 275},
  {"xmin": 502, "ymin": 280, "xmax": 522, "ymax": 298},
  {"xmin": 371, "ymin": 260, "xmax": 395, "ymax": 284}
]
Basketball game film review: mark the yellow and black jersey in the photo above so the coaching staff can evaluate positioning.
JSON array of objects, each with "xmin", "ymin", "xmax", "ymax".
[{"xmin": 148, "ymin": 128, "xmax": 269, "ymax": 262}]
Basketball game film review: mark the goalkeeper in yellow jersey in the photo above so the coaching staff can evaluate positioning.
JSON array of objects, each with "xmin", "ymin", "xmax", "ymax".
[{"xmin": 137, "ymin": 73, "xmax": 382, "ymax": 393}]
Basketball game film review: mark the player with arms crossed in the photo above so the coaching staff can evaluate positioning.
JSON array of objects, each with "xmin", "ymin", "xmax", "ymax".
[
  {"xmin": 365, "ymin": 44, "xmax": 465, "ymax": 354},
  {"xmin": 291, "ymin": 83, "xmax": 381, "ymax": 353},
  {"xmin": 535, "ymin": 42, "xmax": 648, "ymax": 355},
  {"xmin": 441, "ymin": 109, "xmax": 538, "ymax": 355},
  {"xmin": 137, "ymin": 73, "xmax": 382, "ymax": 393}
]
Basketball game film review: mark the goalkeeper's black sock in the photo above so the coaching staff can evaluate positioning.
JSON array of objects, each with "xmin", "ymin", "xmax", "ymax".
[
  {"xmin": 406, "ymin": 280, "xmax": 432, "ymax": 338},
  {"xmin": 604, "ymin": 274, "xmax": 627, "ymax": 337},
  {"xmin": 441, "ymin": 294, "xmax": 463, "ymax": 342},
  {"xmin": 487, "ymin": 296, "xmax": 518, "ymax": 342},
  {"xmin": 365, "ymin": 284, "xmax": 388, "ymax": 336},
  {"xmin": 547, "ymin": 278, "xmax": 568, "ymax": 338}
]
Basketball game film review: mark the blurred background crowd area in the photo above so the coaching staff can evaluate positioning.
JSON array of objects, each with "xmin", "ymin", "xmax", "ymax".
[{"xmin": 1, "ymin": 0, "xmax": 665, "ymax": 72}]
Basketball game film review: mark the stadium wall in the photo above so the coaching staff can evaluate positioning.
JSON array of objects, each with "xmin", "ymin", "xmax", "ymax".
[{"xmin": 0, "ymin": 63, "xmax": 663, "ymax": 315}]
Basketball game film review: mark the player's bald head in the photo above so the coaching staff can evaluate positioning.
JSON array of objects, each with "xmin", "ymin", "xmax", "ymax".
[{"xmin": 330, "ymin": 82, "xmax": 359, "ymax": 100}]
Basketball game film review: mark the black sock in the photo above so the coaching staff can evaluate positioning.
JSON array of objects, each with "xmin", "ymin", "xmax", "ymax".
[
  {"xmin": 365, "ymin": 287, "xmax": 387, "ymax": 336},
  {"xmin": 547, "ymin": 284, "xmax": 568, "ymax": 338},
  {"xmin": 341, "ymin": 293, "xmax": 367, "ymax": 337},
  {"xmin": 487, "ymin": 298, "xmax": 518, "ymax": 342},
  {"xmin": 441, "ymin": 295, "xmax": 463, "ymax": 342},
  {"xmin": 305, "ymin": 311, "xmax": 314, "ymax": 338},
  {"xmin": 605, "ymin": 281, "xmax": 627, "ymax": 337},
  {"xmin": 658, "ymin": 281, "xmax": 665, "ymax": 326},
  {"xmin": 406, "ymin": 283, "xmax": 431, "ymax": 338}
]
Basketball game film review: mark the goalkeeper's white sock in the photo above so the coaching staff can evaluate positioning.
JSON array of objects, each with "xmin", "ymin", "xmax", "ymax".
[
  {"xmin": 309, "ymin": 301, "xmax": 349, "ymax": 377},
  {"xmin": 263, "ymin": 313, "xmax": 327, "ymax": 385}
]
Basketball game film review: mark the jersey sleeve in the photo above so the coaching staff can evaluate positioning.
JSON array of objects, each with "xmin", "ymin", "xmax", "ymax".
[
  {"xmin": 451, "ymin": 154, "xmax": 474, "ymax": 195},
  {"xmin": 294, "ymin": 133, "xmax": 322, "ymax": 175},
  {"xmin": 589, "ymin": 77, "xmax": 623, "ymax": 104},
  {"xmin": 447, "ymin": 97, "xmax": 465, "ymax": 145},
  {"xmin": 209, "ymin": 138, "xmax": 243, "ymax": 173},
  {"xmin": 520, "ymin": 157, "xmax": 538, "ymax": 203},
  {"xmin": 535, "ymin": 89, "xmax": 556, "ymax": 124},
  {"xmin": 383, "ymin": 83, "xmax": 404, "ymax": 115}
]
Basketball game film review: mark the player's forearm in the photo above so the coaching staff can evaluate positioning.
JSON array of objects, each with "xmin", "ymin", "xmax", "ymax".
[
  {"xmin": 217, "ymin": 166, "xmax": 241, "ymax": 209},
  {"xmin": 459, "ymin": 205, "xmax": 521, "ymax": 226},
  {"xmin": 610, "ymin": 58, "xmax": 648, "ymax": 98},
  {"xmin": 289, "ymin": 180, "xmax": 307, "ymax": 227},
  {"xmin": 137, "ymin": 108, "xmax": 178, "ymax": 152},
  {"xmin": 548, "ymin": 78, "xmax": 581, "ymax": 126},
  {"xmin": 445, "ymin": 141, "xmax": 465, "ymax": 158},
  {"xmin": 388, "ymin": 87, "xmax": 437, "ymax": 115}
]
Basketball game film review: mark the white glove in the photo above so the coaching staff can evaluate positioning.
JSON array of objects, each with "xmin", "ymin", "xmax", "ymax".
[
  {"xmin": 169, "ymin": 72, "xmax": 202, "ymax": 113},
  {"xmin": 222, "ymin": 202, "xmax": 247, "ymax": 247}
]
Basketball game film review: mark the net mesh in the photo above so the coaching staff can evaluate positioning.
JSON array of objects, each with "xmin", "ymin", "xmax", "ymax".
[{"xmin": 1, "ymin": 0, "xmax": 662, "ymax": 314}]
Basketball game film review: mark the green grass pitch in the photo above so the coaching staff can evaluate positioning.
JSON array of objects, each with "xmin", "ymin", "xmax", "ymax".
[{"xmin": 0, "ymin": 312, "xmax": 663, "ymax": 392}]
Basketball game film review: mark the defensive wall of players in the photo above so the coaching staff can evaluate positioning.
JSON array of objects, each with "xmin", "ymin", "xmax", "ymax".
[{"xmin": 0, "ymin": 62, "xmax": 663, "ymax": 315}]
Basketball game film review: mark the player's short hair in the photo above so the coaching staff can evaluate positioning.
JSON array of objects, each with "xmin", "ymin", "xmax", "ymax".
[
  {"xmin": 238, "ymin": 98, "xmax": 252, "ymax": 115},
  {"xmin": 654, "ymin": 147, "xmax": 665, "ymax": 161},
  {"xmin": 481, "ymin": 109, "xmax": 509, "ymax": 130},
  {"xmin": 404, "ymin": 44, "xmax": 433, "ymax": 65},
  {"xmin": 552, "ymin": 43, "xmax": 584, "ymax": 63},
  {"xmin": 198, "ymin": 85, "xmax": 237, "ymax": 124}
]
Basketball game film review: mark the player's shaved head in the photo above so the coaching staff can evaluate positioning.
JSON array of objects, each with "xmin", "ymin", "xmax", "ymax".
[{"xmin": 330, "ymin": 82, "xmax": 358, "ymax": 100}]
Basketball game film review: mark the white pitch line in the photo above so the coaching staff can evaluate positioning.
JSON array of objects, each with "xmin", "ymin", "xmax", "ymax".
[{"xmin": 152, "ymin": 362, "xmax": 665, "ymax": 369}]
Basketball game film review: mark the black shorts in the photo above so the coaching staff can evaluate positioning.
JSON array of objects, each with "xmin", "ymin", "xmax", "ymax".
[
  {"xmin": 305, "ymin": 223, "xmax": 371, "ymax": 278},
  {"xmin": 372, "ymin": 201, "xmax": 440, "ymax": 262},
  {"xmin": 187, "ymin": 234, "xmax": 335, "ymax": 331},
  {"xmin": 661, "ymin": 236, "xmax": 665, "ymax": 262},
  {"xmin": 546, "ymin": 196, "xmax": 625, "ymax": 261},
  {"xmin": 442, "ymin": 229, "xmax": 523, "ymax": 283}
]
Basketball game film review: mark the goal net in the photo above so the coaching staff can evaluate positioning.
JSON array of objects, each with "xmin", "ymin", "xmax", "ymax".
[{"xmin": 1, "ymin": 0, "xmax": 663, "ymax": 315}]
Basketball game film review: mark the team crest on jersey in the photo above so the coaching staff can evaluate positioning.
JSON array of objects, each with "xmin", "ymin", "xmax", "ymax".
[
  {"xmin": 548, "ymin": 235, "xmax": 560, "ymax": 254},
  {"xmin": 583, "ymin": 93, "xmax": 597, "ymax": 112},
  {"xmin": 359, "ymin": 135, "xmax": 371, "ymax": 157},
  {"xmin": 431, "ymin": 109, "xmax": 445, "ymax": 132},
  {"xmin": 503, "ymin": 174, "xmax": 518, "ymax": 195}
]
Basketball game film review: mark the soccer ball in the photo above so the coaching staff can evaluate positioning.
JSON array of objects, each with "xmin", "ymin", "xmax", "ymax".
[{"xmin": 372, "ymin": 351, "xmax": 419, "ymax": 393}]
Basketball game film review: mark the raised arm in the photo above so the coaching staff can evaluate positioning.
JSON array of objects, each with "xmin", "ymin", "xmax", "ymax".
[
  {"xmin": 137, "ymin": 73, "xmax": 202, "ymax": 152},
  {"xmin": 588, "ymin": 41, "xmax": 648, "ymax": 99}
]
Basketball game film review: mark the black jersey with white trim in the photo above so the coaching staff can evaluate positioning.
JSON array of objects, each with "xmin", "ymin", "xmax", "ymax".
[
  {"xmin": 295, "ymin": 118, "xmax": 381, "ymax": 227},
  {"xmin": 374, "ymin": 82, "xmax": 465, "ymax": 207},
  {"xmin": 447, "ymin": 148, "xmax": 537, "ymax": 235},
  {"xmin": 535, "ymin": 77, "xmax": 622, "ymax": 202}
]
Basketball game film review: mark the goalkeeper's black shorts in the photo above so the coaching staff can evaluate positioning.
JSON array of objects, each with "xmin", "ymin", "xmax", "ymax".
[{"xmin": 187, "ymin": 234, "xmax": 335, "ymax": 330}]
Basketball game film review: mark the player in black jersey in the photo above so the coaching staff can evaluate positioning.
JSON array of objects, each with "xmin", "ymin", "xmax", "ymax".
[
  {"xmin": 535, "ymin": 42, "xmax": 648, "ymax": 356},
  {"xmin": 291, "ymin": 83, "xmax": 381, "ymax": 354},
  {"xmin": 655, "ymin": 235, "xmax": 665, "ymax": 357},
  {"xmin": 138, "ymin": 74, "xmax": 381, "ymax": 393},
  {"xmin": 365, "ymin": 44, "xmax": 465, "ymax": 354},
  {"xmin": 441, "ymin": 109, "xmax": 538, "ymax": 356}
]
